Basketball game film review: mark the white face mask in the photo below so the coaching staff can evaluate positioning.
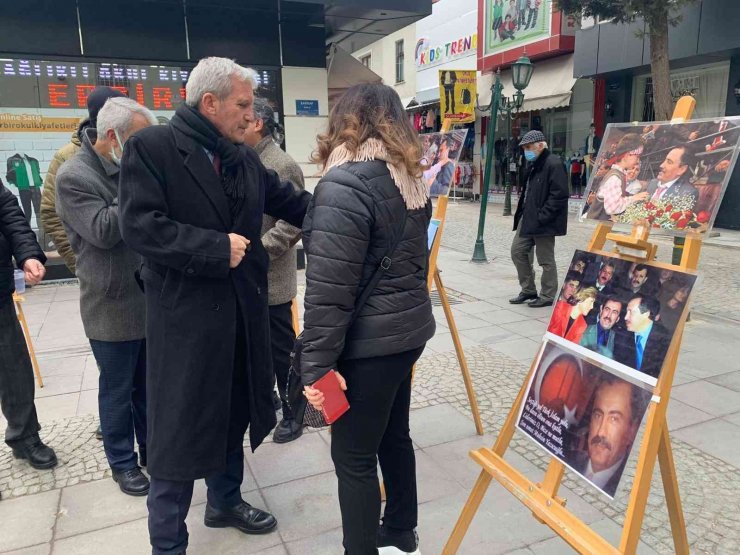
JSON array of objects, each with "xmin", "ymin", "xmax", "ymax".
[{"xmin": 110, "ymin": 130, "xmax": 125, "ymax": 166}]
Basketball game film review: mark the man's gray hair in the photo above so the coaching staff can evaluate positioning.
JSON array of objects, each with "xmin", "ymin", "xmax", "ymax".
[
  {"xmin": 96, "ymin": 97, "xmax": 157, "ymax": 136},
  {"xmin": 185, "ymin": 57, "xmax": 259, "ymax": 107}
]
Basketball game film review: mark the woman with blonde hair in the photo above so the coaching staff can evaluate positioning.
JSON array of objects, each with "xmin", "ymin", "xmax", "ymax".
[
  {"xmin": 548, "ymin": 286, "xmax": 598, "ymax": 343},
  {"xmin": 302, "ymin": 83, "xmax": 435, "ymax": 554}
]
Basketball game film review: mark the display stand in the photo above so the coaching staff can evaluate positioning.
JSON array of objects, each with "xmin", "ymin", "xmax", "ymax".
[
  {"xmin": 442, "ymin": 97, "xmax": 698, "ymax": 554},
  {"xmin": 13, "ymin": 293, "xmax": 44, "ymax": 389}
]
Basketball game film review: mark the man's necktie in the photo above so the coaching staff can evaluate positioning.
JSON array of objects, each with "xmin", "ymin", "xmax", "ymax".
[
  {"xmin": 212, "ymin": 153, "xmax": 221, "ymax": 176},
  {"xmin": 635, "ymin": 335, "xmax": 645, "ymax": 369},
  {"xmin": 651, "ymin": 185, "xmax": 668, "ymax": 202}
]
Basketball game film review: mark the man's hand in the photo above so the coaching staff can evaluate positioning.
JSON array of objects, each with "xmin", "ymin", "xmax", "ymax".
[
  {"xmin": 228, "ymin": 233, "xmax": 250, "ymax": 268},
  {"xmin": 22, "ymin": 258, "xmax": 45, "ymax": 286}
]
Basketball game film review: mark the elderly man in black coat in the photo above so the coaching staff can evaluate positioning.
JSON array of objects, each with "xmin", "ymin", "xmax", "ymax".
[
  {"xmin": 119, "ymin": 57, "xmax": 311, "ymax": 555},
  {"xmin": 510, "ymin": 130, "xmax": 569, "ymax": 308},
  {"xmin": 0, "ymin": 180, "xmax": 57, "ymax": 482}
]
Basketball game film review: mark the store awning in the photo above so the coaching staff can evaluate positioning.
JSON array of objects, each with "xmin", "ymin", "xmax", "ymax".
[
  {"xmin": 414, "ymin": 87, "xmax": 441, "ymax": 106},
  {"xmin": 478, "ymin": 55, "xmax": 577, "ymax": 113},
  {"xmin": 400, "ymin": 97, "xmax": 416, "ymax": 109},
  {"xmin": 327, "ymin": 44, "xmax": 382, "ymax": 108}
]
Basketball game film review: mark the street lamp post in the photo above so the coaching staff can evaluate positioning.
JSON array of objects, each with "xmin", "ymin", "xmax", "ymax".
[{"xmin": 471, "ymin": 54, "xmax": 534, "ymax": 263}]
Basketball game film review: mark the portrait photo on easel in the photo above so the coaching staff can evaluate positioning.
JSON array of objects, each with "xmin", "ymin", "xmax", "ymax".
[
  {"xmin": 546, "ymin": 250, "xmax": 698, "ymax": 384},
  {"xmin": 420, "ymin": 128, "xmax": 469, "ymax": 197},
  {"xmin": 517, "ymin": 341, "xmax": 652, "ymax": 499},
  {"xmin": 580, "ymin": 116, "xmax": 740, "ymax": 233}
]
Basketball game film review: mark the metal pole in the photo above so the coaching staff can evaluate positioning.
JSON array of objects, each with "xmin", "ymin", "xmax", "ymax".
[
  {"xmin": 503, "ymin": 110, "xmax": 512, "ymax": 216},
  {"xmin": 472, "ymin": 74, "xmax": 502, "ymax": 263}
]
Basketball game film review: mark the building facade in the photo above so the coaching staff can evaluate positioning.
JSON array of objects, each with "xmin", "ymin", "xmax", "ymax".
[{"xmin": 573, "ymin": 0, "xmax": 740, "ymax": 229}]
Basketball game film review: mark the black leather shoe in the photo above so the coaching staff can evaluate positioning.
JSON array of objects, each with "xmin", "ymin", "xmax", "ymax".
[
  {"xmin": 272, "ymin": 418, "xmax": 303, "ymax": 444},
  {"xmin": 95, "ymin": 425, "xmax": 103, "ymax": 440},
  {"xmin": 112, "ymin": 467, "xmax": 150, "ymax": 496},
  {"xmin": 204, "ymin": 501, "xmax": 277, "ymax": 534},
  {"xmin": 509, "ymin": 292, "xmax": 538, "ymax": 304},
  {"xmin": 528, "ymin": 297, "xmax": 553, "ymax": 308},
  {"xmin": 12, "ymin": 436, "xmax": 58, "ymax": 470},
  {"xmin": 272, "ymin": 391, "xmax": 282, "ymax": 411}
]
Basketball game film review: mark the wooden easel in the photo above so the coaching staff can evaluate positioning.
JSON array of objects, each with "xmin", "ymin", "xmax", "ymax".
[
  {"xmin": 443, "ymin": 97, "xmax": 698, "ymax": 554},
  {"xmin": 13, "ymin": 293, "xmax": 44, "ymax": 388}
]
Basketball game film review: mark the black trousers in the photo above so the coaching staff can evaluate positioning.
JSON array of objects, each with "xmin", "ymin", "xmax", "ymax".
[
  {"xmin": 147, "ymin": 315, "xmax": 251, "ymax": 555},
  {"xmin": 331, "ymin": 345, "xmax": 426, "ymax": 555},
  {"xmin": 0, "ymin": 299, "xmax": 41, "ymax": 447},
  {"xmin": 269, "ymin": 302, "xmax": 295, "ymax": 418},
  {"xmin": 18, "ymin": 188, "xmax": 41, "ymax": 224}
]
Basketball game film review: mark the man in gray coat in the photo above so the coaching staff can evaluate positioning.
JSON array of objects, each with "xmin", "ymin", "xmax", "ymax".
[
  {"xmin": 56, "ymin": 97, "xmax": 157, "ymax": 496},
  {"xmin": 244, "ymin": 98, "xmax": 305, "ymax": 443}
]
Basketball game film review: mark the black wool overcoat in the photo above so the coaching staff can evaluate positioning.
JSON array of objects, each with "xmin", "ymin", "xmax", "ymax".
[{"xmin": 119, "ymin": 124, "xmax": 310, "ymax": 481}]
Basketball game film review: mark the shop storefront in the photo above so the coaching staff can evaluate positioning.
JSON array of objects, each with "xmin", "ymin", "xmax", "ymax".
[{"xmin": 573, "ymin": 0, "xmax": 740, "ymax": 228}]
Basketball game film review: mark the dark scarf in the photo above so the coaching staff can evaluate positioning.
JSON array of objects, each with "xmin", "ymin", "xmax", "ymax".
[{"xmin": 171, "ymin": 104, "xmax": 246, "ymax": 219}]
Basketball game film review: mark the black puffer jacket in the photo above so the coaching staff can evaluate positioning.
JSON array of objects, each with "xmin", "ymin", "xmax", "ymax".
[
  {"xmin": 0, "ymin": 180, "xmax": 46, "ymax": 303},
  {"xmin": 301, "ymin": 160, "xmax": 436, "ymax": 385}
]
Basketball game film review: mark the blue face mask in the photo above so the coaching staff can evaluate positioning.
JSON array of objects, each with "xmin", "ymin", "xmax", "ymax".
[{"xmin": 524, "ymin": 149, "xmax": 538, "ymax": 162}]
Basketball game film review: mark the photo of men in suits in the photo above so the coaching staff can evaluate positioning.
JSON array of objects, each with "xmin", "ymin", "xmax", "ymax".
[
  {"xmin": 613, "ymin": 295, "xmax": 671, "ymax": 379},
  {"xmin": 580, "ymin": 298, "xmax": 623, "ymax": 359},
  {"xmin": 645, "ymin": 146, "xmax": 699, "ymax": 210},
  {"xmin": 567, "ymin": 374, "xmax": 651, "ymax": 497}
]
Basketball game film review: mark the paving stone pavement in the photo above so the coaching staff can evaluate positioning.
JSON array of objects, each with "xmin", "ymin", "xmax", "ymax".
[
  {"xmin": 440, "ymin": 200, "xmax": 740, "ymax": 322},
  {"xmin": 2, "ymin": 235, "xmax": 740, "ymax": 553}
]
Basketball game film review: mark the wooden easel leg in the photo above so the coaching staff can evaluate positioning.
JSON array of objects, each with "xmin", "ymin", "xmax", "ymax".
[
  {"xmin": 434, "ymin": 269, "xmax": 484, "ymax": 435},
  {"xmin": 658, "ymin": 424, "xmax": 690, "ymax": 555},
  {"xmin": 15, "ymin": 300, "xmax": 43, "ymax": 389},
  {"xmin": 442, "ymin": 470, "xmax": 494, "ymax": 555}
]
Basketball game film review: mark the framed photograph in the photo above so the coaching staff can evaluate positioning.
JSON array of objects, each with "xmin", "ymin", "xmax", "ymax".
[
  {"xmin": 580, "ymin": 117, "xmax": 740, "ymax": 234},
  {"xmin": 517, "ymin": 341, "xmax": 652, "ymax": 498},
  {"xmin": 420, "ymin": 129, "xmax": 469, "ymax": 197},
  {"xmin": 545, "ymin": 250, "xmax": 698, "ymax": 386}
]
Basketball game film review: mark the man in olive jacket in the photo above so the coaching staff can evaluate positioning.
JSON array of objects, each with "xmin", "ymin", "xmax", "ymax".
[{"xmin": 510, "ymin": 130, "xmax": 569, "ymax": 308}]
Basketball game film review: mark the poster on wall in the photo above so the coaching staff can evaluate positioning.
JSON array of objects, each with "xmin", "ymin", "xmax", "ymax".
[
  {"xmin": 517, "ymin": 341, "xmax": 652, "ymax": 498},
  {"xmin": 580, "ymin": 117, "xmax": 740, "ymax": 234},
  {"xmin": 420, "ymin": 129, "xmax": 469, "ymax": 197},
  {"xmin": 438, "ymin": 70, "xmax": 476, "ymax": 124},
  {"xmin": 546, "ymin": 250, "xmax": 697, "ymax": 385},
  {"xmin": 485, "ymin": 0, "xmax": 551, "ymax": 56}
]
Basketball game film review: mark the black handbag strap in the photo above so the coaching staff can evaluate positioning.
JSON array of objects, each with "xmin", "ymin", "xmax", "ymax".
[{"xmin": 348, "ymin": 209, "xmax": 409, "ymax": 329}]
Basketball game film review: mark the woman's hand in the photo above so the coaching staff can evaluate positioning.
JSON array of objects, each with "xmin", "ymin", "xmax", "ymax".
[{"xmin": 303, "ymin": 371, "xmax": 348, "ymax": 411}]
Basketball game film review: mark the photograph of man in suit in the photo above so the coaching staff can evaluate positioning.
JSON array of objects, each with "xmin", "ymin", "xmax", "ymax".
[
  {"xmin": 585, "ymin": 260, "xmax": 618, "ymax": 325},
  {"xmin": 646, "ymin": 146, "xmax": 699, "ymax": 210},
  {"xmin": 570, "ymin": 375, "xmax": 649, "ymax": 497},
  {"xmin": 580, "ymin": 297, "xmax": 623, "ymax": 359},
  {"xmin": 627, "ymin": 264, "xmax": 652, "ymax": 295},
  {"xmin": 613, "ymin": 295, "xmax": 671, "ymax": 378}
]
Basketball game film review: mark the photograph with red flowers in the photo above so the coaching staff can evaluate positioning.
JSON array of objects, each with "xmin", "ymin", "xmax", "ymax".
[
  {"xmin": 517, "ymin": 341, "xmax": 652, "ymax": 498},
  {"xmin": 580, "ymin": 117, "xmax": 740, "ymax": 233},
  {"xmin": 545, "ymin": 250, "xmax": 697, "ymax": 384}
]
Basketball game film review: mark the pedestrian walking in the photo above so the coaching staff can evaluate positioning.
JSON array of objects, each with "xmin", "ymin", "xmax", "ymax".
[
  {"xmin": 0, "ymin": 180, "xmax": 57, "ymax": 489},
  {"xmin": 118, "ymin": 57, "xmax": 310, "ymax": 555},
  {"xmin": 509, "ymin": 130, "xmax": 569, "ymax": 308},
  {"xmin": 302, "ymin": 83, "xmax": 435, "ymax": 555},
  {"xmin": 56, "ymin": 97, "xmax": 157, "ymax": 496},
  {"xmin": 243, "ymin": 98, "xmax": 305, "ymax": 444}
]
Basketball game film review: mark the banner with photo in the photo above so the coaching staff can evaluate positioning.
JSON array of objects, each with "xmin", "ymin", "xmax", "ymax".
[
  {"xmin": 484, "ymin": 0, "xmax": 551, "ymax": 56},
  {"xmin": 545, "ymin": 250, "xmax": 698, "ymax": 386},
  {"xmin": 420, "ymin": 129, "xmax": 469, "ymax": 197},
  {"xmin": 438, "ymin": 70, "xmax": 476, "ymax": 124},
  {"xmin": 580, "ymin": 117, "xmax": 740, "ymax": 234},
  {"xmin": 517, "ymin": 341, "xmax": 652, "ymax": 498}
]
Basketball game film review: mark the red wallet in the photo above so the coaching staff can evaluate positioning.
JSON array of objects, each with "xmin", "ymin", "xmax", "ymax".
[{"xmin": 313, "ymin": 370, "xmax": 350, "ymax": 424}]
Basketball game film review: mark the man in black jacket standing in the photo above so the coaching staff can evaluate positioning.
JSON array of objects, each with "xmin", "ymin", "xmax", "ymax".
[
  {"xmin": 510, "ymin": 130, "xmax": 569, "ymax": 308},
  {"xmin": 0, "ymin": 180, "xmax": 57, "ymax": 479},
  {"xmin": 119, "ymin": 57, "xmax": 311, "ymax": 555}
]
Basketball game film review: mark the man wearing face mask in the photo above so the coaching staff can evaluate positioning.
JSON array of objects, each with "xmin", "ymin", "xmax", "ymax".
[
  {"xmin": 56, "ymin": 97, "xmax": 157, "ymax": 496},
  {"xmin": 510, "ymin": 130, "xmax": 569, "ymax": 308}
]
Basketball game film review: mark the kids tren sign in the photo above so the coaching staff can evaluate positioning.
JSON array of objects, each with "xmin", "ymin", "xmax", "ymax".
[{"xmin": 415, "ymin": 33, "xmax": 478, "ymax": 68}]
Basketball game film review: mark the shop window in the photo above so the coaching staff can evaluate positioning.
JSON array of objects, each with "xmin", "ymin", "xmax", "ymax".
[{"xmin": 395, "ymin": 40, "xmax": 405, "ymax": 84}]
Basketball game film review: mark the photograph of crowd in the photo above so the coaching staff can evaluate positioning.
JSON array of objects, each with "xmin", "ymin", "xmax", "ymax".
[
  {"xmin": 581, "ymin": 117, "xmax": 740, "ymax": 233},
  {"xmin": 517, "ymin": 341, "xmax": 652, "ymax": 498},
  {"xmin": 487, "ymin": 0, "xmax": 549, "ymax": 49},
  {"xmin": 546, "ymin": 250, "xmax": 697, "ymax": 381},
  {"xmin": 420, "ymin": 129, "xmax": 468, "ymax": 197}
]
